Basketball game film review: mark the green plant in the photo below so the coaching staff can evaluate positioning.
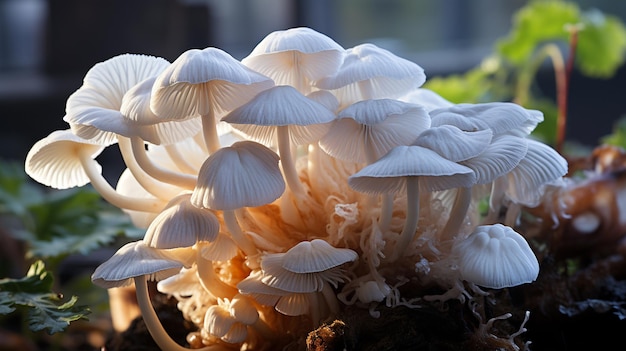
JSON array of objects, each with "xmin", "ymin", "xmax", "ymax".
[{"xmin": 424, "ymin": 0, "xmax": 626, "ymax": 151}]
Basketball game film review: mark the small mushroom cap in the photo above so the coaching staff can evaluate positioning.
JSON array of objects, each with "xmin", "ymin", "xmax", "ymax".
[
  {"xmin": 150, "ymin": 47, "xmax": 274, "ymax": 121},
  {"xmin": 91, "ymin": 240, "xmax": 194, "ymax": 288},
  {"xmin": 315, "ymin": 43, "xmax": 426, "ymax": 103},
  {"xmin": 453, "ymin": 223, "xmax": 539, "ymax": 289},
  {"xmin": 191, "ymin": 141, "xmax": 285, "ymax": 210},
  {"xmin": 25, "ymin": 129, "xmax": 105, "ymax": 189},
  {"xmin": 459, "ymin": 134, "xmax": 529, "ymax": 185},
  {"xmin": 259, "ymin": 240, "xmax": 357, "ymax": 293},
  {"xmin": 222, "ymin": 85, "xmax": 336, "ymax": 147},
  {"xmin": 431, "ymin": 102, "xmax": 543, "ymax": 137},
  {"xmin": 281, "ymin": 239, "xmax": 358, "ymax": 273},
  {"xmin": 229, "ymin": 294, "xmax": 259, "ymax": 325},
  {"xmin": 204, "ymin": 305, "xmax": 236, "ymax": 338},
  {"xmin": 348, "ymin": 145, "xmax": 476, "ymax": 195},
  {"xmin": 413, "ymin": 125, "xmax": 493, "ymax": 163},
  {"xmin": 319, "ymin": 99, "xmax": 430, "ymax": 163},
  {"xmin": 144, "ymin": 194, "xmax": 220, "ymax": 249},
  {"xmin": 501, "ymin": 139, "xmax": 568, "ymax": 207},
  {"xmin": 119, "ymin": 76, "xmax": 202, "ymax": 144},
  {"xmin": 242, "ymin": 27, "xmax": 345, "ymax": 87}
]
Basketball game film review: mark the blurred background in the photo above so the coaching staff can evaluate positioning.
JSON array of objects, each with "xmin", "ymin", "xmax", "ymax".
[{"xmin": 1, "ymin": 0, "xmax": 626, "ymax": 169}]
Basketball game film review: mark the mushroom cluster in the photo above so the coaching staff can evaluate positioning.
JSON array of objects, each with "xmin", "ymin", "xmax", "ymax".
[{"xmin": 25, "ymin": 27, "xmax": 567, "ymax": 350}]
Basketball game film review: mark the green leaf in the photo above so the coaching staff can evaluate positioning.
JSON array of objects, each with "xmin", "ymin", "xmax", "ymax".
[
  {"xmin": 497, "ymin": 1, "xmax": 580, "ymax": 65},
  {"xmin": 0, "ymin": 260, "xmax": 90, "ymax": 334},
  {"xmin": 576, "ymin": 10, "xmax": 626, "ymax": 78},
  {"xmin": 423, "ymin": 66, "xmax": 498, "ymax": 103}
]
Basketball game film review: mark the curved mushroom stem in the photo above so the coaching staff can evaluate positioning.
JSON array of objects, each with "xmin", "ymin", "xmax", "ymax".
[
  {"xmin": 202, "ymin": 112, "xmax": 221, "ymax": 154},
  {"xmin": 196, "ymin": 254, "xmax": 238, "ymax": 299},
  {"xmin": 118, "ymin": 137, "xmax": 182, "ymax": 200},
  {"xmin": 134, "ymin": 275, "xmax": 226, "ymax": 351},
  {"xmin": 79, "ymin": 152, "xmax": 165, "ymax": 212},
  {"xmin": 130, "ymin": 136, "xmax": 197, "ymax": 189},
  {"xmin": 193, "ymin": 132, "xmax": 210, "ymax": 154},
  {"xmin": 389, "ymin": 176, "xmax": 420, "ymax": 262},
  {"xmin": 277, "ymin": 125, "xmax": 305, "ymax": 198},
  {"xmin": 164, "ymin": 143, "xmax": 198, "ymax": 174},
  {"xmin": 223, "ymin": 210, "xmax": 258, "ymax": 258},
  {"xmin": 439, "ymin": 187, "xmax": 472, "ymax": 242}
]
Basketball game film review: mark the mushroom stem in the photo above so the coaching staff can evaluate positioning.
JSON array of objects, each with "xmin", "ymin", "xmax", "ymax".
[
  {"xmin": 164, "ymin": 143, "xmax": 198, "ymax": 174},
  {"xmin": 484, "ymin": 179, "xmax": 506, "ymax": 224},
  {"xmin": 78, "ymin": 152, "xmax": 165, "ymax": 213},
  {"xmin": 308, "ymin": 291, "xmax": 321, "ymax": 327},
  {"xmin": 378, "ymin": 193, "xmax": 394, "ymax": 234},
  {"xmin": 202, "ymin": 112, "xmax": 221, "ymax": 154},
  {"xmin": 193, "ymin": 132, "xmax": 210, "ymax": 154},
  {"xmin": 130, "ymin": 136, "xmax": 197, "ymax": 189},
  {"xmin": 134, "ymin": 275, "xmax": 225, "ymax": 351},
  {"xmin": 196, "ymin": 254, "xmax": 238, "ymax": 299},
  {"xmin": 277, "ymin": 125, "xmax": 305, "ymax": 197},
  {"xmin": 118, "ymin": 137, "xmax": 180, "ymax": 200},
  {"xmin": 223, "ymin": 210, "xmax": 257, "ymax": 257},
  {"xmin": 320, "ymin": 284, "xmax": 340, "ymax": 315},
  {"xmin": 439, "ymin": 187, "xmax": 472, "ymax": 242},
  {"xmin": 389, "ymin": 176, "xmax": 420, "ymax": 262}
]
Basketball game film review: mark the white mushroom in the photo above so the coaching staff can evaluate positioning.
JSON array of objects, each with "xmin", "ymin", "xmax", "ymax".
[
  {"xmin": 91, "ymin": 241, "xmax": 209, "ymax": 351},
  {"xmin": 349, "ymin": 145, "xmax": 476, "ymax": 262},
  {"xmin": 191, "ymin": 141, "xmax": 286, "ymax": 257},
  {"xmin": 222, "ymin": 85, "xmax": 336, "ymax": 197},
  {"xmin": 258, "ymin": 239, "xmax": 357, "ymax": 325},
  {"xmin": 151, "ymin": 47, "xmax": 274, "ymax": 153},
  {"xmin": 241, "ymin": 27, "xmax": 345, "ymax": 94},
  {"xmin": 452, "ymin": 224, "xmax": 539, "ymax": 289},
  {"xmin": 25, "ymin": 130, "xmax": 165, "ymax": 213},
  {"xmin": 315, "ymin": 43, "xmax": 426, "ymax": 107}
]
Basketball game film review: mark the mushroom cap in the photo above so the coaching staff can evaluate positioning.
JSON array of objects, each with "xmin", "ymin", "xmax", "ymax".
[
  {"xmin": 119, "ymin": 76, "xmax": 202, "ymax": 144},
  {"xmin": 259, "ymin": 239, "xmax": 357, "ymax": 293},
  {"xmin": 64, "ymin": 54, "xmax": 171, "ymax": 145},
  {"xmin": 413, "ymin": 125, "xmax": 493, "ymax": 163},
  {"xmin": 144, "ymin": 194, "xmax": 220, "ymax": 249},
  {"xmin": 501, "ymin": 138, "xmax": 568, "ymax": 206},
  {"xmin": 399, "ymin": 88, "xmax": 454, "ymax": 112},
  {"xmin": 222, "ymin": 85, "xmax": 336, "ymax": 147},
  {"xmin": 281, "ymin": 239, "xmax": 358, "ymax": 273},
  {"xmin": 150, "ymin": 47, "xmax": 275, "ymax": 121},
  {"xmin": 315, "ymin": 43, "xmax": 426, "ymax": 103},
  {"xmin": 91, "ymin": 240, "xmax": 194, "ymax": 288},
  {"xmin": 453, "ymin": 223, "xmax": 539, "ymax": 289},
  {"xmin": 191, "ymin": 141, "xmax": 285, "ymax": 210},
  {"xmin": 348, "ymin": 145, "xmax": 476, "ymax": 195},
  {"xmin": 319, "ymin": 99, "xmax": 430, "ymax": 163},
  {"xmin": 242, "ymin": 27, "xmax": 345, "ymax": 88},
  {"xmin": 431, "ymin": 102, "xmax": 543, "ymax": 137},
  {"xmin": 459, "ymin": 134, "xmax": 529, "ymax": 185},
  {"xmin": 156, "ymin": 266, "xmax": 199, "ymax": 296},
  {"xmin": 25, "ymin": 129, "xmax": 105, "ymax": 189}
]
